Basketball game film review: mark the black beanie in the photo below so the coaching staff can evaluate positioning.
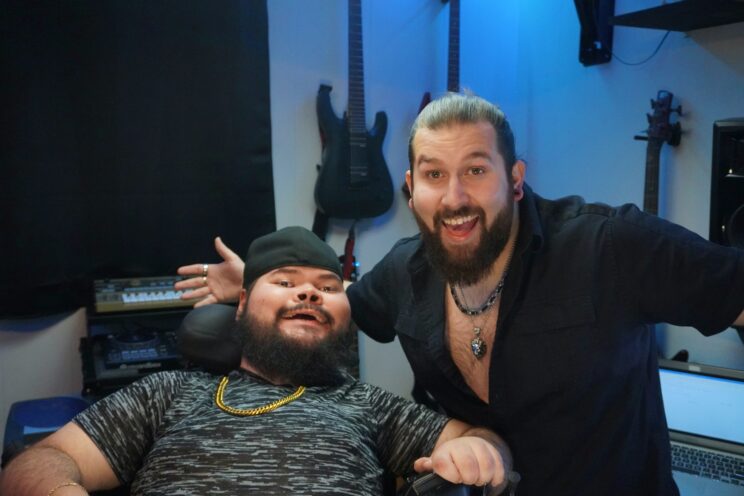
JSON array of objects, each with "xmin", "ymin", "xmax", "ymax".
[{"xmin": 242, "ymin": 226, "xmax": 342, "ymax": 288}]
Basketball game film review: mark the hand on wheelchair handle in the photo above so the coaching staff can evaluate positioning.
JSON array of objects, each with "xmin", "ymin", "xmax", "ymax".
[{"xmin": 398, "ymin": 470, "xmax": 520, "ymax": 496}]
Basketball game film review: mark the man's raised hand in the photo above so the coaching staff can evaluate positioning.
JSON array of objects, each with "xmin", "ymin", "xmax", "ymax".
[{"xmin": 175, "ymin": 236, "xmax": 245, "ymax": 307}]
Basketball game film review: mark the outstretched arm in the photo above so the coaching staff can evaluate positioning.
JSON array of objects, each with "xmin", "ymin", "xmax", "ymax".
[
  {"xmin": 0, "ymin": 423, "xmax": 119, "ymax": 496},
  {"xmin": 175, "ymin": 236, "xmax": 245, "ymax": 307},
  {"xmin": 414, "ymin": 419, "xmax": 514, "ymax": 494}
]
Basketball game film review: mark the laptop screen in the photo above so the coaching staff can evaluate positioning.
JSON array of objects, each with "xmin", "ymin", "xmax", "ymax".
[{"xmin": 659, "ymin": 365, "xmax": 744, "ymax": 445}]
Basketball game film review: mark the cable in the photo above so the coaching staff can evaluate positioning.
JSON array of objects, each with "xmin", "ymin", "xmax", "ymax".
[
  {"xmin": 589, "ymin": 0, "xmax": 672, "ymax": 66},
  {"xmin": 612, "ymin": 30, "xmax": 672, "ymax": 66}
]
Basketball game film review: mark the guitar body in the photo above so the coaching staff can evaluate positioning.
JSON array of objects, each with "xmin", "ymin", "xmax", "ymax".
[{"xmin": 314, "ymin": 84, "xmax": 393, "ymax": 219}]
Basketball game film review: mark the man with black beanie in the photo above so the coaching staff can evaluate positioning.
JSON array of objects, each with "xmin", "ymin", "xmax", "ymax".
[{"xmin": 0, "ymin": 227, "xmax": 513, "ymax": 496}]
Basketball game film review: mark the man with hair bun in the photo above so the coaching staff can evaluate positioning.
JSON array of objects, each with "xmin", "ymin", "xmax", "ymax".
[{"xmin": 176, "ymin": 93, "xmax": 744, "ymax": 496}]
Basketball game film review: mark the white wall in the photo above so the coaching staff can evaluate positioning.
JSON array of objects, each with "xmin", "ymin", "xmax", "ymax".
[
  {"xmin": 265, "ymin": 0, "xmax": 449, "ymax": 397},
  {"xmin": 267, "ymin": 0, "xmax": 744, "ymax": 391},
  {"xmin": 491, "ymin": 0, "xmax": 744, "ymax": 367},
  {"xmin": 2, "ymin": 0, "xmax": 743, "ymax": 440},
  {"xmin": 0, "ymin": 311, "xmax": 87, "ymax": 446}
]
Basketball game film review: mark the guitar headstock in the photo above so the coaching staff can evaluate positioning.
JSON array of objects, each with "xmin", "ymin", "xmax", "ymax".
[{"xmin": 644, "ymin": 90, "xmax": 682, "ymax": 146}]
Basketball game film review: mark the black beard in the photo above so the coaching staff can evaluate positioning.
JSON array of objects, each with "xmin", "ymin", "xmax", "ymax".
[
  {"xmin": 413, "ymin": 202, "xmax": 513, "ymax": 286},
  {"xmin": 233, "ymin": 304, "xmax": 355, "ymax": 387}
]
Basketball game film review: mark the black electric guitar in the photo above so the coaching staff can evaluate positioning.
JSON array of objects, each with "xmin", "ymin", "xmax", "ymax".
[
  {"xmin": 419, "ymin": 0, "xmax": 460, "ymax": 111},
  {"xmin": 404, "ymin": 0, "xmax": 460, "ymax": 200},
  {"xmin": 313, "ymin": 0, "xmax": 394, "ymax": 240},
  {"xmin": 634, "ymin": 90, "xmax": 682, "ymax": 215}
]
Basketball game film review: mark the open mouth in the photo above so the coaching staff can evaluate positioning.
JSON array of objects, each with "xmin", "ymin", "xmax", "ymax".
[
  {"xmin": 281, "ymin": 308, "xmax": 329, "ymax": 325},
  {"xmin": 442, "ymin": 214, "xmax": 479, "ymax": 236}
]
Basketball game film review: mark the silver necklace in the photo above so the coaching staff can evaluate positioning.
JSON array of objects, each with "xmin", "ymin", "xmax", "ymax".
[
  {"xmin": 451, "ymin": 287, "xmax": 498, "ymax": 359},
  {"xmin": 450, "ymin": 251, "xmax": 513, "ymax": 359},
  {"xmin": 449, "ymin": 278, "xmax": 505, "ymax": 316}
]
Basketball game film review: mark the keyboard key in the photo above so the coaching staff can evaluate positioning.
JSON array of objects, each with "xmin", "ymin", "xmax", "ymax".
[{"xmin": 674, "ymin": 465, "xmax": 700, "ymax": 475}]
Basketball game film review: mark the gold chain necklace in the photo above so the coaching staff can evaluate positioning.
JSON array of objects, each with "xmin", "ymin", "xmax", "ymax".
[{"xmin": 215, "ymin": 376, "xmax": 306, "ymax": 416}]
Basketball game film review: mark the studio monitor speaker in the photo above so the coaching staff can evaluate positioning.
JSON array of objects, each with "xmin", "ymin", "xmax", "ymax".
[{"xmin": 710, "ymin": 119, "xmax": 744, "ymax": 249}]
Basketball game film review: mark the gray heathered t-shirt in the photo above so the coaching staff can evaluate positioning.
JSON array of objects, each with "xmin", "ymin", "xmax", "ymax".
[{"xmin": 74, "ymin": 369, "xmax": 449, "ymax": 495}]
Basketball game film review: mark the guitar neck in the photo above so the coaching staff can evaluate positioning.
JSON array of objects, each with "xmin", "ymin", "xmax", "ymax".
[
  {"xmin": 348, "ymin": 0, "xmax": 366, "ymax": 135},
  {"xmin": 643, "ymin": 139, "xmax": 662, "ymax": 216},
  {"xmin": 639, "ymin": 90, "xmax": 682, "ymax": 217},
  {"xmin": 447, "ymin": 0, "xmax": 460, "ymax": 93}
]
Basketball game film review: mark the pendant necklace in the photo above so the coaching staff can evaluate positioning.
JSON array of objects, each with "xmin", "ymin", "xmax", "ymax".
[
  {"xmin": 449, "ymin": 252, "xmax": 513, "ymax": 359},
  {"xmin": 450, "ymin": 285, "xmax": 499, "ymax": 359}
]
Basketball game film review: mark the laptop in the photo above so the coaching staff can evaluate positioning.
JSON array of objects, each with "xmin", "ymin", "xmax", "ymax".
[{"xmin": 658, "ymin": 358, "xmax": 744, "ymax": 496}]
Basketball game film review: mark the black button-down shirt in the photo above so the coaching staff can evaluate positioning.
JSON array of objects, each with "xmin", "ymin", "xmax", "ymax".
[{"xmin": 348, "ymin": 184, "xmax": 744, "ymax": 496}]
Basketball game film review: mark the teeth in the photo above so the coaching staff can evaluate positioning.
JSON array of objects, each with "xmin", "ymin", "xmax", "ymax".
[
  {"xmin": 443, "ymin": 214, "xmax": 477, "ymax": 226},
  {"xmin": 285, "ymin": 311, "xmax": 325, "ymax": 323}
]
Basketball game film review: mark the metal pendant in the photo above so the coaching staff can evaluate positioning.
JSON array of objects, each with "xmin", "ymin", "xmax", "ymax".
[{"xmin": 470, "ymin": 327, "xmax": 487, "ymax": 359}]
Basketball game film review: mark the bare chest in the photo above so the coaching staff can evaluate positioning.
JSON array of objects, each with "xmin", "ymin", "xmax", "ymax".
[{"xmin": 445, "ymin": 294, "xmax": 498, "ymax": 403}]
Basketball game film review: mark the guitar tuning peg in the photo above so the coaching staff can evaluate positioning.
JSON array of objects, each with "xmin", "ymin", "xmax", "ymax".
[
  {"xmin": 634, "ymin": 135, "xmax": 649, "ymax": 141},
  {"xmin": 672, "ymin": 105, "xmax": 682, "ymax": 116}
]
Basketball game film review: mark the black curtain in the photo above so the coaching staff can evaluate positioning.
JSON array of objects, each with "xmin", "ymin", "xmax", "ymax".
[{"xmin": 0, "ymin": 0, "xmax": 274, "ymax": 317}]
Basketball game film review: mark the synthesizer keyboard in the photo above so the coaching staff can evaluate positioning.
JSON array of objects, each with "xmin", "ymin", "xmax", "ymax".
[{"xmin": 93, "ymin": 276, "xmax": 194, "ymax": 314}]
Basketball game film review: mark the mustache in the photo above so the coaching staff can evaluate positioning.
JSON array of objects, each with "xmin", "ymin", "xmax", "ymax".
[{"xmin": 276, "ymin": 302, "xmax": 334, "ymax": 327}]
